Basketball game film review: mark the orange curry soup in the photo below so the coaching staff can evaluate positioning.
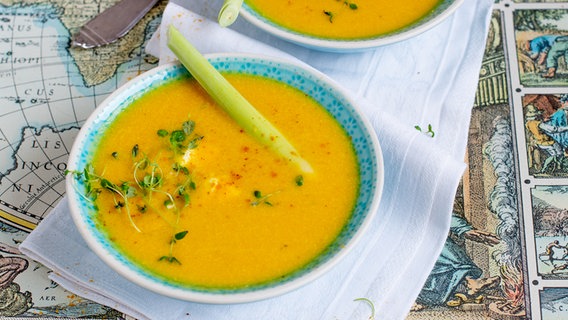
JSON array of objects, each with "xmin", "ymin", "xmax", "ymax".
[
  {"xmin": 91, "ymin": 74, "xmax": 359, "ymax": 289},
  {"xmin": 245, "ymin": 0, "xmax": 442, "ymax": 39}
]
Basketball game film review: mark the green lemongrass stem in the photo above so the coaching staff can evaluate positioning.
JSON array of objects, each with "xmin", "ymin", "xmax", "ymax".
[
  {"xmin": 167, "ymin": 25, "xmax": 313, "ymax": 174},
  {"xmin": 218, "ymin": 0, "xmax": 243, "ymax": 27}
]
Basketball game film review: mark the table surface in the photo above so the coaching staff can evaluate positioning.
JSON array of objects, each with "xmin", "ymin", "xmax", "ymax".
[{"xmin": 0, "ymin": 0, "xmax": 567, "ymax": 319}]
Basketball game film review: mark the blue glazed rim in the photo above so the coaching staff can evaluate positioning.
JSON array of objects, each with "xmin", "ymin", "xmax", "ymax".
[
  {"xmin": 66, "ymin": 53, "xmax": 384, "ymax": 303},
  {"xmin": 240, "ymin": 0, "xmax": 464, "ymax": 52}
]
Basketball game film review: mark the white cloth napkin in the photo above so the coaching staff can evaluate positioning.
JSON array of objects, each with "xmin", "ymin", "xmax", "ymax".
[{"xmin": 20, "ymin": 0, "xmax": 493, "ymax": 319}]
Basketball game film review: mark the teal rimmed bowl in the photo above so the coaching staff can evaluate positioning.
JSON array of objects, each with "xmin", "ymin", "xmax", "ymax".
[
  {"xmin": 240, "ymin": 0, "xmax": 464, "ymax": 52},
  {"xmin": 66, "ymin": 54, "xmax": 384, "ymax": 303}
]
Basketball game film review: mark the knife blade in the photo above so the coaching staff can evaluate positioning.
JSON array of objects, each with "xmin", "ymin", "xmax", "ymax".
[{"xmin": 71, "ymin": 0, "xmax": 159, "ymax": 49}]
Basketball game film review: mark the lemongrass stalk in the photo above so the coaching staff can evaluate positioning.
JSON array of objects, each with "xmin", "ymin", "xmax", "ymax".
[
  {"xmin": 218, "ymin": 0, "xmax": 243, "ymax": 27},
  {"xmin": 167, "ymin": 25, "xmax": 313, "ymax": 174}
]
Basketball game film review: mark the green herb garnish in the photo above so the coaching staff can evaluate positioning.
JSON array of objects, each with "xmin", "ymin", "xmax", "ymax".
[
  {"xmin": 323, "ymin": 10, "xmax": 334, "ymax": 22},
  {"xmin": 415, "ymin": 124, "xmax": 435, "ymax": 137},
  {"xmin": 67, "ymin": 118, "xmax": 202, "ymax": 263},
  {"xmin": 324, "ymin": 1, "xmax": 358, "ymax": 24},
  {"xmin": 132, "ymin": 144, "xmax": 139, "ymax": 158},
  {"xmin": 251, "ymin": 190, "xmax": 280, "ymax": 206},
  {"xmin": 354, "ymin": 297, "xmax": 375, "ymax": 320},
  {"xmin": 183, "ymin": 120, "xmax": 195, "ymax": 135},
  {"xmin": 67, "ymin": 167, "xmax": 140, "ymax": 232},
  {"xmin": 175, "ymin": 230, "xmax": 189, "ymax": 240},
  {"xmin": 172, "ymin": 163, "xmax": 190, "ymax": 175},
  {"xmin": 158, "ymin": 255, "xmax": 181, "ymax": 264},
  {"xmin": 159, "ymin": 230, "xmax": 189, "ymax": 264},
  {"xmin": 343, "ymin": 1, "xmax": 358, "ymax": 10},
  {"xmin": 169, "ymin": 130, "xmax": 186, "ymax": 152},
  {"xmin": 175, "ymin": 175, "xmax": 195, "ymax": 208},
  {"xmin": 295, "ymin": 175, "xmax": 304, "ymax": 187},
  {"xmin": 161, "ymin": 120, "xmax": 203, "ymax": 156}
]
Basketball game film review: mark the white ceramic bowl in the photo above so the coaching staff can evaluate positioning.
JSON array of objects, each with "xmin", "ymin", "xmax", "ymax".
[
  {"xmin": 66, "ymin": 53, "xmax": 384, "ymax": 303},
  {"xmin": 240, "ymin": 0, "xmax": 464, "ymax": 52}
]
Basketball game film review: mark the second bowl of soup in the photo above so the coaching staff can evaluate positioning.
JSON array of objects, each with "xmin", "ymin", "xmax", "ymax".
[{"xmin": 240, "ymin": 0, "xmax": 464, "ymax": 51}]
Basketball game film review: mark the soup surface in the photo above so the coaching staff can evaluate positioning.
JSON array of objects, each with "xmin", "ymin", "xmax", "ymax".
[
  {"xmin": 245, "ymin": 0, "xmax": 442, "ymax": 39},
  {"xmin": 88, "ymin": 73, "xmax": 359, "ymax": 289}
]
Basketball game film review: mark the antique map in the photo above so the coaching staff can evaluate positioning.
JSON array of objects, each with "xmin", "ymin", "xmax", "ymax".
[
  {"xmin": 0, "ymin": 0, "xmax": 166, "ymax": 317},
  {"xmin": 1, "ymin": 0, "xmax": 568, "ymax": 319}
]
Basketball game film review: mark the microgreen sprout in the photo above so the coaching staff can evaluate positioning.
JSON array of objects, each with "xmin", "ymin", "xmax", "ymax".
[
  {"xmin": 175, "ymin": 174, "xmax": 196, "ymax": 208},
  {"xmin": 158, "ymin": 255, "xmax": 181, "ymax": 264},
  {"xmin": 344, "ymin": 1, "xmax": 358, "ymax": 9},
  {"xmin": 68, "ymin": 118, "xmax": 202, "ymax": 263},
  {"xmin": 164, "ymin": 199, "xmax": 175, "ymax": 209},
  {"xmin": 132, "ymin": 144, "xmax": 139, "ymax": 158},
  {"xmin": 323, "ymin": 10, "xmax": 334, "ymax": 23},
  {"xmin": 133, "ymin": 155, "xmax": 163, "ymax": 203},
  {"xmin": 414, "ymin": 124, "xmax": 435, "ymax": 137},
  {"xmin": 175, "ymin": 230, "xmax": 189, "ymax": 240},
  {"xmin": 251, "ymin": 190, "xmax": 280, "ymax": 206},
  {"xmin": 159, "ymin": 230, "xmax": 189, "ymax": 264},
  {"xmin": 173, "ymin": 162, "xmax": 190, "ymax": 175},
  {"xmin": 159, "ymin": 120, "xmax": 203, "ymax": 156},
  {"xmin": 170, "ymin": 130, "xmax": 186, "ymax": 152},
  {"xmin": 354, "ymin": 297, "xmax": 375, "ymax": 320},
  {"xmin": 66, "ymin": 165, "xmax": 101, "ymax": 202},
  {"xmin": 324, "ymin": 1, "xmax": 357, "ymax": 23},
  {"xmin": 183, "ymin": 119, "xmax": 195, "ymax": 135},
  {"xmin": 295, "ymin": 175, "xmax": 304, "ymax": 187},
  {"xmin": 157, "ymin": 129, "xmax": 168, "ymax": 137},
  {"xmin": 67, "ymin": 166, "xmax": 141, "ymax": 232}
]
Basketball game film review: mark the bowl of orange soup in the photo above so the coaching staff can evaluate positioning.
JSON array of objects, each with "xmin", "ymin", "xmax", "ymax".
[
  {"xmin": 240, "ymin": 0, "xmax": 464, "ymax": 51},
  {"xmin": 66, "ymin": 53, "xmax": 383, "ymax": 303}
]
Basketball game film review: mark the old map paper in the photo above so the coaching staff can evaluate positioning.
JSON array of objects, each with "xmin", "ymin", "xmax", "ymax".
[{"xmin": 0, "ymin": 0, "xmax": 165, "ymax": 317}]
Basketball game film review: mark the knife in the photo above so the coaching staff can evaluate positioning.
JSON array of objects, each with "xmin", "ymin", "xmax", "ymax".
[{"xmin": 71, "ymin": 0, "xmax": 159, "ymax": 49}]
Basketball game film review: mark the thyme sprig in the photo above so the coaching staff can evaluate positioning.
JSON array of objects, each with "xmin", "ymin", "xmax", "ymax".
[{"xmin": 67, "ymin": 118, "xmax": 202, "ymax": 264}]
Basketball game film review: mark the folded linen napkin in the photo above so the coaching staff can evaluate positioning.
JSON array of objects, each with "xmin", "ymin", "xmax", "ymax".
[{"xmin": 20, "ymin": 1, "xmax": 493, "ymax": 319}]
